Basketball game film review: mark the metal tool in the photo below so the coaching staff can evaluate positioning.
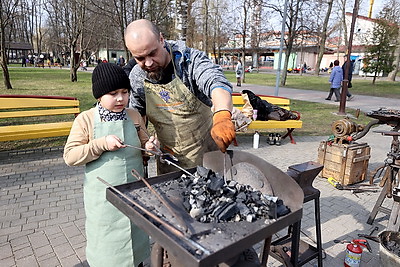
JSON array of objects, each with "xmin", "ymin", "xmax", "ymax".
[
  {"xmin": 96, "ymin": 176, "xmax": 210, "ymax": 255},
  {"xmin": 123, "ymin": 142, "xmax": 196, "ymax": 179},
  {"xmin": 130, "ymin": 169, "xmax": 189, "ymax": 234},
  {"xmin": 357, "ymin": 226, "xmax": 380, "ymax": 243},
  {"xmin": 123, "ymin": 143, "xmax": 178, "ymax": 162},
  {"xmin": 132, "ymin": 124, "xmax": 179, "ymax": 162}
]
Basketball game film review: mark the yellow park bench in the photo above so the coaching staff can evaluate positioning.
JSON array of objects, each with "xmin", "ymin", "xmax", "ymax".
[
  {"xmin": 232, "ymin": 93, "xmax": 303, "ymax": 144},
  {"xmin": 0, "ymin": 95, "xmax": 80, "ymax": 142}
]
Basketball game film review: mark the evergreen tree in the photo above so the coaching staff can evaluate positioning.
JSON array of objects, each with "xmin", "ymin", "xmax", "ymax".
[{"xmin": 362, "ymin": 16, "xmax": 399, "ymax": 84}]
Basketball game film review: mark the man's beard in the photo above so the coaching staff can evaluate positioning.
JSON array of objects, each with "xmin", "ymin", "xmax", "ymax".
[{"xmin": 147, "ymin": 68, "xmax": 164, "ymax": 82}]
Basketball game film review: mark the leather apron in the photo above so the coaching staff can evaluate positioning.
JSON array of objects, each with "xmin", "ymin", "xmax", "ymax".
[
  {"xmin": 84, "ymin": 106, "xmax": 150, "ymax": 267},
  {"xmin": 144, "ymin": 57, "xmax": 218, "ymax": 174}
]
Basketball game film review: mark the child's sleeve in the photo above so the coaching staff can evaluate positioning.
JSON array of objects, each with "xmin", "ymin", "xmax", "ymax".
[{"xmin": 63, "ymin": 111, "xmax": 108, "ymax": 166}]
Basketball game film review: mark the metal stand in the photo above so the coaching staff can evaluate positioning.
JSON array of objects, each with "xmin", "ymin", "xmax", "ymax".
[
  {"xmin": 269, "ymin": 161, "xmax": 324, "ymax": 267},
  {"xmin": 367, "ymin": 130, "xmax": 400, "ymax": 231}
]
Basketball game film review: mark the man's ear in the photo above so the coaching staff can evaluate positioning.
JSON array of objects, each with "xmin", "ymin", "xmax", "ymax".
[{"xmin": 160, "ymin": 33, "xmax": 164, "ymax": 45}]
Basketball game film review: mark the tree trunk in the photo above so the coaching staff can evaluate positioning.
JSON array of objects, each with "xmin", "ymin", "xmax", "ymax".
[
  {"xmin": 314, "ymin": 0, "xmax": 334, "ymax": 76},
  {"xmin": 342, "ymin": 0, "xmax": 349, "ymax": 48},
  {"xmin": 0, "ymin": 27, "xmax": 12, "ymax": 89},
  {"xmin": 1, "ymin": 62, "xmax": 12, "ymax": 89},
  {"xmin": 280, "ymin": 52, "xmax": 290, "ymax": 86},
  {"xmin": 388, "ymin": 33, "xmax": 400, "ymax": 81},
  {"xmin": 70, "ymin": 45, "xmax": 78, "ymax": 82}
]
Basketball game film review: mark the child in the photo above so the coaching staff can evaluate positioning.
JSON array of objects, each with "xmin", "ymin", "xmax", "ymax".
[{"xmin": 64, "ymin": 63, "xmax": 158, "ymax": 267}]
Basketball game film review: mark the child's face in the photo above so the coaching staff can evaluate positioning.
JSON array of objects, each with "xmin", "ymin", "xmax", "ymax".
[{"xmin": 99, "ymin": 88, "xmax": 129, "ymax": 112}]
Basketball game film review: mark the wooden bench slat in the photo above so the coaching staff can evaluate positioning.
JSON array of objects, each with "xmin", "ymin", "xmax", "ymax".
[
  {"xmin": 0, "ymin": 95, "xmax": 80, "ymax": 142},
  {"xmin": 0, "ymin": 108, "xmax": 80, "ymax": 119},
  {"xmin": 0, "ymin": 98, "xmax": 79, "ymax": 109},
  {"xmin": 247, "ymin": 120, "xmax": 303, "ymax": 129},
  {"xmin": 0, "ymin": 122, "xmax": 73, "ymax": 141}
]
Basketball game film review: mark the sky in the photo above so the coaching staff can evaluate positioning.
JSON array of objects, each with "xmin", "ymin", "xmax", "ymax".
[{"xmin": 357, "ymin": 0, "xmax": 386, "ymax": 18}]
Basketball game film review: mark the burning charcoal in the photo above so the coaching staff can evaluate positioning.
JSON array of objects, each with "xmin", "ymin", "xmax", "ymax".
[
  {"xmin": 237, "ymin": 202, "xmax": 251, "ymax": 216},
  {"xmin": 182, "ymin": 197, "xmax": 191, "ymax": 211},
  {"xmin": 236, "ymin": 192, "xmax": 246, "ymax": 202},
  {"xmin": 267, "ymin": 201, "xmax": 277, "ymax": 219},
  {"xmin": 207, "ymin": 175, "xmax": 225, "ymax": 192},
  {"xmin": 246, "ymin": 214, "xmax": 255, "ymax": 222},
  {"xmin": 189, "ymin": 207, "xmax": 203, "ymax": 219},
  {"xmin": 196, "ymin": 166, "xmax": 211, "ymax": 178},
  {"xmin": 223, "ymin": 186, "xmax": 236, "ymax": 197},
  {"xmin": 195, "ymin": 194, "xmax": 206, "ymax": 206},
  {"xmin": 228, "ymin": 180, "xmax": 237, "ymax": 188},
  {"xmin": 214, "ymin": 202, "xmax": 238, "ymax": 221},
  {"xmin": 276, "ymin": 199, "xmax": 291, "ymax": 217},
  {"xmin": 180, "ymin": 166, "xmax": 291, "ymax": 223}
]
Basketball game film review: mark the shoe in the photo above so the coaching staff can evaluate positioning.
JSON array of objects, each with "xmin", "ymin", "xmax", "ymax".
[
  {"xmin": 334, "ymin": 100, "xmax": 339, "ymax": 102},
  {"xmin": 275, "ymin": 133, "xmax": 282, "ymax": 146},
  {"xmin": 268, "ymin": 133, "xmax": 275, "ymax": 145},
  {"xmin": 348, "ymin": 95, "xmax": 354, "ymax": 101},
  {"xmin": 325, "ymin": 98, "xmax": 331, "ymax": 100}
]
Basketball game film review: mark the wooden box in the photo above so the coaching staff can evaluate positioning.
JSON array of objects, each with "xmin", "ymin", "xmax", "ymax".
[{"xmin": 317, "ymin": 141, "xmax": 371, "ymax": 185}]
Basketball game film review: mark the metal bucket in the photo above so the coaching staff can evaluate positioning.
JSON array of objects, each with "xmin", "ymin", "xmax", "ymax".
[{"xmin": 379, "ymin": 231, "xmax": 400, "ymax": 267}]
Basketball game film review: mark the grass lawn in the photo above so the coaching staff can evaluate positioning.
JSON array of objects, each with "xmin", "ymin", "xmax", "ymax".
[
  {"xmin": 0, "ymin": 67, "xmax": 389, "ymax": 151},
  {"xmin": 224, "ymin": 71, "xmax": 400, "ymax": 99}
]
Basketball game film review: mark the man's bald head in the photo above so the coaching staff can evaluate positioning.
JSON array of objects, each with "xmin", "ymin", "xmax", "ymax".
[
  {"xmin": 124, "ymin": 19, "xmax": 170, "ymax": 80},
  {"xmin": 125, "ymin": 19, "xmax": 161, "ymax": 42}
]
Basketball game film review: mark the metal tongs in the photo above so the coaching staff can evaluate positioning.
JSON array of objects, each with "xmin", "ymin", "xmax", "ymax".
[{"xmin": 123, "ymin": 143, "xmax": 196, "ymax": 179}]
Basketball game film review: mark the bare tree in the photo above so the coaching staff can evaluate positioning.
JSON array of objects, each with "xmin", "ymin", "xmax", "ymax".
[
  {"xmin": 314, "ymin": 0, "xmax": 334, "ymax": 75},
  {"xmin": 267, "ymin": 0, "xmax": 303, "ymax": 86},
  {"xmin": 175, "ymin": 0, "xmax": 188, "ymax": 41},
  {"xmin": 45, "ymin": 0, "xmax": 90, "ymax": 82},
  {"xmin": 0, "ymin": 0, "xmax": 20, "ymax": 89}
]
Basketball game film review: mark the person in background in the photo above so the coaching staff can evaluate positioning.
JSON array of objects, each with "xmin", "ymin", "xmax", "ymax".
[
  {"xmin": 117, "ymin": 55, "xmax": 126, "ymax": 67},
  {"xmin": 63, "ymin": 63, "xmax": 159, "ymax": 267},
  {"xmin": 342, "ymin": 56, "xmax": 355, "ymax": 101},
  {"xmin": 124, "ymin": 19, "xmax": 235, "ymax": 174},
  {"xmin": 235, "ymin": 59, "xmax": 243, "ymax": 86},
  {"xmin": 123, "ymin": 58, "xmax": 137, "ymax": 77},
  {"xmin": 21, "ymin": 56, "xmax": 26, "ymax": 67},
  {"xmin": 325, "ymin": 59, "xmax": 342, "ymax": 102}
]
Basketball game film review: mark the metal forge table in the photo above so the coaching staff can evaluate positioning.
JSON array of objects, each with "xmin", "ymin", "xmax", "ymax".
[{"xmin": 106, "ymin": 150, "xmax": 304, "ymax": 266}]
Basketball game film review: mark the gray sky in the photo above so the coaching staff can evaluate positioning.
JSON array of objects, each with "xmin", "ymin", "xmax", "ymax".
[{"xmin": 358, "ymin": 0, "xmax": 385, "ymax": 18}]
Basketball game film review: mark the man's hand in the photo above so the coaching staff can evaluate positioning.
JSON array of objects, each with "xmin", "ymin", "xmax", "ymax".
[{"xmin": 211, "ymin": 110, "xmax": 236, "ymax": 153}]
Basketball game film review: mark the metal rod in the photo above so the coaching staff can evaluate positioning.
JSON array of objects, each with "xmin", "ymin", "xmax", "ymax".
[
  {"xmin": 130, "ymin": 169, "xmax": 189, "ymax": 234},
  {"xmin": 163, "ymin": 158, "xmax": 197, "ymax": 179},
  {"xmin": 96, "ymin": 176, "xmax": 211, "ymax": 255}
]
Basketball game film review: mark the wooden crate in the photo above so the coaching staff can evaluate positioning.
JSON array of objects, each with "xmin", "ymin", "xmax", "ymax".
[{"xmin": 317, "ymin": 141, "xmax": 371, "ymax": 185}]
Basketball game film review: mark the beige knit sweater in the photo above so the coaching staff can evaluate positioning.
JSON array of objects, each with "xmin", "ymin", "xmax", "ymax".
[{"xmin": 63, "ymin": 107, "xmax": 149, "ymax": 166}]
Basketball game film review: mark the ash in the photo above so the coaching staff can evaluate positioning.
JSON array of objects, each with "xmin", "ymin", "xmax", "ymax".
[{"xmin": 180, "ymin": 166, "xmax": 290, "ymax": 223}]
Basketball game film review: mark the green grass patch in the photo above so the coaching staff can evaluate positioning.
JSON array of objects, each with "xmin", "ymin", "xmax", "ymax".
[
  {"xmin": 224, "ymin": 71, "xmax": 400, "ymax": 99},
  {"xmin": 0, "ymin": 67, "xmax": 384, "ymax": 151}
]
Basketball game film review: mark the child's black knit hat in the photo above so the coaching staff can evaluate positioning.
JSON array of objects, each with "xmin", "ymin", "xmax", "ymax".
[{"xmin": 92, "ymin": 63, "xmax": 131, "ymax": 99}]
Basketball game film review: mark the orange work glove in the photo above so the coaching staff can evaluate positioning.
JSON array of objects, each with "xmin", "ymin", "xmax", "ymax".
[{"xmin": 211, "ymin": 110, "xmax": 236, "ymax": 153}]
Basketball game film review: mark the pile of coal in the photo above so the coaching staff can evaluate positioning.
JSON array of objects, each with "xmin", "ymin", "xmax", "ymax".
[
  {"xmin": 180, "ymin": 166, "xmax": 290, "ymax": 223},
  {"xmin": 383, "ymin": 240, "xmax": 400, "ymax": 257}
]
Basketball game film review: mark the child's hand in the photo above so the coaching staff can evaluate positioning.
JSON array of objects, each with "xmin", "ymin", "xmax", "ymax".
[
  {"xmin": 106, "ymin": 135, "xmax": 125, "ymax": 151},
  {"xmin": 145, "ymin": 136, "xmax": 160, "ymax": 152}
]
